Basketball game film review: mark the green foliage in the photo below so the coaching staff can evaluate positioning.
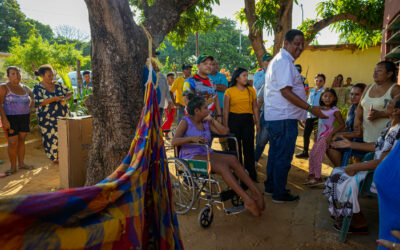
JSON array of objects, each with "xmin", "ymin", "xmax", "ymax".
[
  {"xmin": 158, "ymin": 18, "xmax": 258, "ymax": 73},
  {"xmin": 5, "ymin": 33, "xmax": 90, "ymax": 75},
  {"xmin": 236, "ymin": 0, "xmax": 280, "ymax": 35},
  {"xmin": 0, "ymin": 0, "xmax": 54, "ymax": 52},
  {"xmin": 52, "ymin": 37, "xmax": 91, "ymax": 57},
  {"xmin": 314, "ymin": 0, "xmax": 384, "ymax": 48},
  {"xmin": 130, "ymin": 0, "xmax": 220, "ymax": 47}
]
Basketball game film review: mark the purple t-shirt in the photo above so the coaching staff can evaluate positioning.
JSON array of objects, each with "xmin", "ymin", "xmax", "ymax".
[
  {"xmin": 179, "ymin": 116, "xmax": 213, "ymax": 159},
  {"xmin": 317, "ymin": 106, "xmax": 339, "ymax": 138}
]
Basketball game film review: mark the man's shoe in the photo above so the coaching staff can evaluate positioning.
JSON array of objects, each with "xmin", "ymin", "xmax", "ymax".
[
  {"xmin": 272, "ymin": 193, "xmax": 300, "ymax": 203},
  {"xmin": 295, "ymin": 152, "xmax": 309, "ymax": 159}
]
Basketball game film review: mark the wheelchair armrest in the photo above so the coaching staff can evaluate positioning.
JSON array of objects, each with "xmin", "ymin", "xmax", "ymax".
[{"xmin": 211, "ymin": 132, "xmax": 237, "ymax": 139}]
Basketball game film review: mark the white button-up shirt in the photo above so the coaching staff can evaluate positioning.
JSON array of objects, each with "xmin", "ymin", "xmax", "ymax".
[{"xmin": 263, "ymin": 48, "xmax": 307, "ymax": 121}]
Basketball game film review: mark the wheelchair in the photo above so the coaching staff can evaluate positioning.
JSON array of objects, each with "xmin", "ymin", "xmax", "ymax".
[{"xmin": 167, "ymin": 133, "xmax": 246, "ymax": 228}]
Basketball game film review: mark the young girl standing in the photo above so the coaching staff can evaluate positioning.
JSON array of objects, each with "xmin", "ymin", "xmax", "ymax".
[
  {"xmin": 223, "ymin": 68, "xmax": 260, "ymax": 182},
  {"xmin": 305, "ymin": 88, "xmax": 345, "ymax": 186}
]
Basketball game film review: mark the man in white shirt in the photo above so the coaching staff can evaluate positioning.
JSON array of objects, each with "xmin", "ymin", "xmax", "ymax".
[{"xmin": 263, "ymin": 29, "xmax": 326, "ymax": 203}]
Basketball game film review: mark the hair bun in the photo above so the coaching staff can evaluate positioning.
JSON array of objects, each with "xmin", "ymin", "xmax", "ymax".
[{"xmin": 34, "ymin": 71, "xmax": 40, "ymax": 76}]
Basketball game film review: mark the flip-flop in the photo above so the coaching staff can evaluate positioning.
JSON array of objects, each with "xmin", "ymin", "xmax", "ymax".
[
  {"xmin": 0, "ymin": 173, "xmax": 7, "ymax": 178},
  {"xmin": 5, "ymin": 169, "xmax": 15, "ymax": 176},
  {"xmin": 19, "ymin": 165, "xmax": 34, "ymax": 170}
]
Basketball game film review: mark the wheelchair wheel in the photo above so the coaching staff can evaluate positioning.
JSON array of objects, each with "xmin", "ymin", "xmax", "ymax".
[
  {"xmin": 198, "ymin": 206, "xmax": 213, "ymax": 228},
  {"xmin": 230, "ymin": 192, "xmax": 244, "ymax": 207},
  {"xmin": 168, "ymin": 158, "xmax": 196, "ymax": 215}
]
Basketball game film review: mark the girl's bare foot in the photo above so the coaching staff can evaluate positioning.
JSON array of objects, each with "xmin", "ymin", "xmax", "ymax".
[
  {"xmin": 244, "ymin": 199, "xmax": 261, "ymax": 217},
  {"xmin": 252, "ymin": 193, "xmax": 265, "ymax": 211}
]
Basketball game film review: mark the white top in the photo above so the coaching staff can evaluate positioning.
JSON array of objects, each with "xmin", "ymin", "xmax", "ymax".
[{"xmin": 263, "ymin": 48, "xmax": 307, "ymax": 121}]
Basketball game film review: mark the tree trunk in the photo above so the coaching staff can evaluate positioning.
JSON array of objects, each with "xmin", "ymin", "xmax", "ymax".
[
  {"xmin": 244, "ymin": 0, "xmax": 266, "ymax": 68},
  {"xmin": 272, "ymin": 0, "xmax": 293, "ymax": 55},
  {"xmin": 84, "ymin": 0, "xmax": 200, "ymax": 185}
]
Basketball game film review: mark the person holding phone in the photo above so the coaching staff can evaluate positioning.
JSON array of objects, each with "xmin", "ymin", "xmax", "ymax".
[{"xmin": 33, "ymin": 64, "xmax": 72, "ymax": 163}]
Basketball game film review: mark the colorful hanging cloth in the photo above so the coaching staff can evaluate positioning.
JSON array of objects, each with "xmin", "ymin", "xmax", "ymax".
[{"xmin": 0, "ymin": 67, "xmax": 183, "ymax": 249}]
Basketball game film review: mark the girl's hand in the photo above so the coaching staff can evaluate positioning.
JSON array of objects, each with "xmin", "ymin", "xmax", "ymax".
[
  {"xmin": 191, "ymin": 136, "xmax": 207, "ymax": 144},
  {"xmin": 331, "ymin": 136, "xmax": 351, "ymax": 148},
  {"xmin": 326, "ymin": 135, "xmax": 333, "ymax": 145},
  {"xmin": 2, "ymin": 118, "xmax": 10, "ymax": 130},
  {"xmin": 203, "ymin": 114, "xmax": 213, "ymax": 122},
  {"xmin": 345, "ymin": 166, "xmax": 358, "ymax": 176},
  {"xmin": 377, "ymin": 230, "xmax": 400, "ymax": 249}
]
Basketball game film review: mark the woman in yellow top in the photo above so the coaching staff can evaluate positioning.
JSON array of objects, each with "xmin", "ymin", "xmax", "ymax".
[{"xmin": 223, "ymin": 67, "xmax": 260, "ymax": 182}]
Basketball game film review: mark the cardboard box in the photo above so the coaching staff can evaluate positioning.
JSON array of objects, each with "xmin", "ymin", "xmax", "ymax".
[{"xmin": 58, "ymin": 116, "xmax": 93, "ymax": 189}]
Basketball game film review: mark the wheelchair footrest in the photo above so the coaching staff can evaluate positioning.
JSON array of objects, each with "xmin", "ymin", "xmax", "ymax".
[{"xmin": 226, "ymin": 205, "xmax": 245, "ymax": 215}]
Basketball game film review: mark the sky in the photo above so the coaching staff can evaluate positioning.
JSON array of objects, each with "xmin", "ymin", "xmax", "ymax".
[{"xmin": 17, "ymin": 0, "xmax": 339, "ymax": 46}]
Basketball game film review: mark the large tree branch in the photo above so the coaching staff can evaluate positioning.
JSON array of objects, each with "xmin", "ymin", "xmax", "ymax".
[
  {"xmin": 141, "ymin": 0, "xmax": 200, "ymax": 46},
  {"xmin": 244, "ymin": 0, "xmax": 265, "ymax": 67},
  {"xmin": 272, "ymin": 0, "xmax": 292, "ymax": 55},
  {"xmin": 304, "ymin": 12, "xmax": 382, "ymax": 46}
]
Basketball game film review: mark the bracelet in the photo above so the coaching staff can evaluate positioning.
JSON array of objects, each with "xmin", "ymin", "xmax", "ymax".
[{"xmin": 307, "ymin": 105, "xmax": 312, "ymax": 113}]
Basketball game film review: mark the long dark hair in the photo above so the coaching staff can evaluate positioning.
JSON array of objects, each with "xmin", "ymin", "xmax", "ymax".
[
  {"xmin": 229, "ymin": 67, "xmax": 248, "ymax": 88},
  {"xmin": 319, "ymin": 88, "xmax": 338, "ymax": 107},
  {"xmin": 229, "ymin": 67, "xmax": 252, "ymax": 107}
]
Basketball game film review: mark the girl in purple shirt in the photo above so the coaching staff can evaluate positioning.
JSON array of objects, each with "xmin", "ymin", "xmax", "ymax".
[{"xmin": 172, "ymin": 95, "xmax": 264, "ymax": 216}]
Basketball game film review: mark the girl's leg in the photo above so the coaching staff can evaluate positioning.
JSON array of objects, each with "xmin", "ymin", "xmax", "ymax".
[
  {"xmin": 7, "ymin": 135, "xmax": 18, "ymax": 172},
  {"xmin": 308, "ymin": 144, "xmax": 317, "ymax": 178},
  {"xmin": 241, "ymin": 116, "xmax": 256, "ymax": 181},
  {"xmin": 17, "ymin": 132, "xmax": 27, "ymax": 168},
  {"xmin": 221, "ymin": 153, "xmax": 264, "ymax": 210},
  {"xmin": 313, "ymin": 138, "xmax": 327, "ymax": 179},
  {"xmin": 193, "ymin": 154, "xmax": 261, "ymax": 216}
]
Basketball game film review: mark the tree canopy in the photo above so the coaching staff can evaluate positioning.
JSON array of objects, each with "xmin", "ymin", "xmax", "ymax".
[
  {"xmin": 236, "ymin": 0, "xmax": 384, "ymax": 66},
  {"xmin": 158, "ymin": 18, "xmax": 258, "ymax": 73},
  {"xmin": 129, "ymin": 0, "xmax": 220, "ymax": 47},
  {"xmin": 5, "ymin": 33, "xmax": 89, "ymax": 74},
  {"xmin": 0, "ymin": 0, "xmax": 54, "ymax": 52}
]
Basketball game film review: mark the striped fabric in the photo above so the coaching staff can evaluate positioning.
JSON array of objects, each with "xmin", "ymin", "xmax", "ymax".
[{"xmin": 0, "ymin": 77, "xmax": 183, "ymax": 249}]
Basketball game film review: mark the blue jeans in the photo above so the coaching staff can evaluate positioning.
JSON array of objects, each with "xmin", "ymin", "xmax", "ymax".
[
  {"xmin": 176, "ymin": 106, "xmax": 185, "ymax": 123},
  {"xmin": 264, "ymin": 119, "xmax": 298, "ymax": 198},
  {"xmin": 255, "ymin": 113, "xmax": 269, "ymax": 162}
]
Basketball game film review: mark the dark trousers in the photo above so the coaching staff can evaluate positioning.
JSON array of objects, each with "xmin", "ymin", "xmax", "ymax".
[
  {"xmin": 303, "ymin": 118, "xmax": 318, "ymax": 153},
  {"xmin": 228, "ymin": 113, "xmax": 256, "ymax": 181},
  {"xmin": 264, "ymin": 119, "xmax": 298, "ymax": 198}
]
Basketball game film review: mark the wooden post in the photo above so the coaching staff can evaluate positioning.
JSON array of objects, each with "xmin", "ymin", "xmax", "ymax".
[
  {"xmin": 196, "ymin": 32, "xmax": 199, "ymax": 57},
  {"xmin": 76, "ymin": 60, "xmax": 83, "ymax": 97}
]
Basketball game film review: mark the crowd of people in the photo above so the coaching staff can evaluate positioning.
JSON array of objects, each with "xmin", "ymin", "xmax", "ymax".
[
  {"xmin": 0, "ymin": 28, "xmax": 399, "ymax": 247},
  {"xmin": 166, "ymin": 29, "xmax": 399, "ymax": 246}
]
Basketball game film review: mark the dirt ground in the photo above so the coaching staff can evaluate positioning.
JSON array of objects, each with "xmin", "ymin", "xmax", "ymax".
[{"xmin": 0, "ymin": 127, "xmax": 378, "ymax": 250}]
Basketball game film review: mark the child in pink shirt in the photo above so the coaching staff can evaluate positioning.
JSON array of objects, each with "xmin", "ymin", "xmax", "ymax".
[{"xmin": 305, "ymin": 88, "xmax": 345, "ymax": 186}]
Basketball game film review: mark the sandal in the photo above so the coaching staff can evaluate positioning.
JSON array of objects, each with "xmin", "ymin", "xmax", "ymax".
[
  {"xmin": 5, "ymin": 169, "xmax": 15, "ymax": 176},
  {"xmin": 19, "ymin": 165, "xmax": 34, "ymax": 170},
  {"xmin": 308, "ymin": 178, "xmax": 325, "ymax": 187}
]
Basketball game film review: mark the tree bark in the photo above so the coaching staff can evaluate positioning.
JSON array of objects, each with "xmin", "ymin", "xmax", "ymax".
[
  {"xmin": 244, "ymin": 0, "xmax": 266, "ymax": 68},
  {"xmin": 84, "ymin": 0, "xmax": 200, "ymax": 185},
  {"xmin": 304, "ymin": 12, "xmax": 382, "ymax": 47},
  {"xmin": 272, "ymin": 0, "xmax": 293, "ymax": 55}
]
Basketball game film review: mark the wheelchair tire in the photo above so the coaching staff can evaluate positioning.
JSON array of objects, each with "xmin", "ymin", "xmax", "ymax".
[
  {"xmin": 198, "ymin": 206, "xmax": 213, "ymax": 228},
  {"xmin": 168, "ymin": 158, "xmax": 195, "ymax": 215},
  {"xmin": 230, "ymin": 193, "xmax": 244, "ymax": 207}
]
